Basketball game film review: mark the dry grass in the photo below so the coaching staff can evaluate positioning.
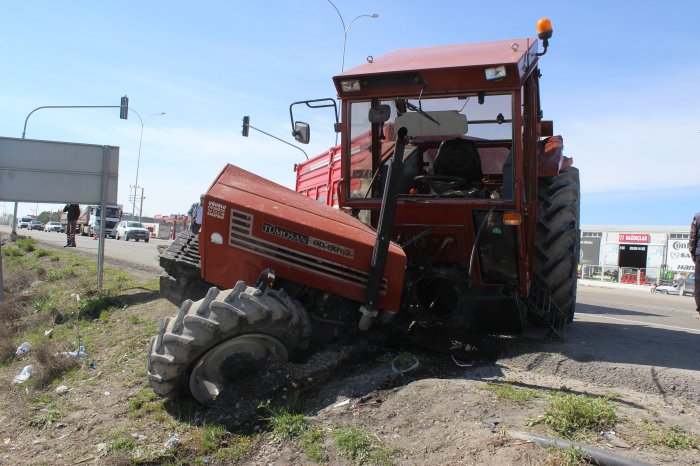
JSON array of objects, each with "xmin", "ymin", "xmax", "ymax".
[
  {"xmin": 30, "ymin": 341, "xmax": 81, "ymax": 389},
  {"xmin": 0, "ymin": 326, "xmax": 18, "ymax": 364}
]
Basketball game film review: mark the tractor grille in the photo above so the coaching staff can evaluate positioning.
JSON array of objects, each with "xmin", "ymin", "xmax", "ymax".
[{"xmin": 229, "ymin": 209, "xmax": 386, "ymax": 291}]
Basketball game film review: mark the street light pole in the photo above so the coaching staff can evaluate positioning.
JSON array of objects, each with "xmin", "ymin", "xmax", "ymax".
[
  {"xmin": 130, "ymin": 110, "xmax": 165, "ymax": 221},
  {"xmin": 14, "ymin": 99, "xmax": 129, "ymax": 235},
  {"xmin": 326, "ymin": 0, "xmax": 378, "ymax": 72}
]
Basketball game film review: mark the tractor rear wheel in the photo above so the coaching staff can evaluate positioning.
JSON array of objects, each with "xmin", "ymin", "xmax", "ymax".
[
  {"xmin": 147, "ymin": 281, "xmax": 311, "ymax": 404},
  {"xmin": 533, "ymin": 166, "xmax": 580, "ymax": 327}
]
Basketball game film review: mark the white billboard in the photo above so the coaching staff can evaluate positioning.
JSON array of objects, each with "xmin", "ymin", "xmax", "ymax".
[
  {"xmin": 0, "ymin": 137, "xmax": 118, "ymax": 204},
  {"xmin": 666, "ymin": 239, "xmax": 694, "ymax": 272}
]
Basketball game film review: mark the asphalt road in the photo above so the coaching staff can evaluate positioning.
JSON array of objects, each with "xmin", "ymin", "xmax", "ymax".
[
  {"xmin": 572, "ymin": 285, "xmax": 699, "ymax": 369},
  {"xmin": 1, "ymin": 224, "xmax": 168, "ymax": 275},
  {"xmin": 507, "ymin": 285, "xmax": 700, "ymax": 402}
]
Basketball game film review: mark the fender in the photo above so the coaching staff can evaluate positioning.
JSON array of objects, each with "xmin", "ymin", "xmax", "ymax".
[{"xmin": 537, "ymin": 135, "xmax": 566, "ymax": 177}]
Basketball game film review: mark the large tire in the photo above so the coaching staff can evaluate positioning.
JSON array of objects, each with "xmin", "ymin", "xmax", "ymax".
[
  {"xmin": 147, "ymin": 281, "xmax": 311, "ymax": 404},
  {"xmin": 533, "ymin": 166, "xmax": 580, "ymax": 326}
]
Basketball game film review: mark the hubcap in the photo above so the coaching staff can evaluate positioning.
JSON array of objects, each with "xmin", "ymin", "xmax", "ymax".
[{"xmin": 189, "ymin": 334, "xmax": 288, "ymax": 405}]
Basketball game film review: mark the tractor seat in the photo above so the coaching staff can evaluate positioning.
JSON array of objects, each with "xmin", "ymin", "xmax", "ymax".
[{"xmin": 433, "ymin": 138, "xmax": 483, "ymax": 183}]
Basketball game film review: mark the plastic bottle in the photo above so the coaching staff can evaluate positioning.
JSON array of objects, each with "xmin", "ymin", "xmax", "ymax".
[{"xmin": 15, "ymin": 342, "xmax": 31, "ymax": 355}]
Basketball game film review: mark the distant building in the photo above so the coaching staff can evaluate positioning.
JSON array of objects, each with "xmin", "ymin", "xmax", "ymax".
[{"xmin": 580, "ymin": 225, "xmax": 693, "ymax": 279}]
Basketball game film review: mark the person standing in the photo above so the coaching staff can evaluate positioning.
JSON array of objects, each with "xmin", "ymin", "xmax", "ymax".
[
  {"xmin": 62, "ymin": 203, "xmax": 80, "ymax": 247},
  {"xmin": 188, "ymin": 194, "xmax": 205, "ymax": 235},
  {"xmin": 690, "ymin": 211, "xmax": 700, "ymax": 318}
]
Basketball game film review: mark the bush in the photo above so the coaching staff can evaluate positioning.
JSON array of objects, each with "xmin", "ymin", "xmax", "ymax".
[{"xmin": 31, "ymin": 341, "xmax": 81, "ymax": 389}]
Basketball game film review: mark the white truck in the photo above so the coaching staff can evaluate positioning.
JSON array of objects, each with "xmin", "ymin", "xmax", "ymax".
[{"xmin": 72, "ymin": 204, "xmax": 123, "ymax": 238}]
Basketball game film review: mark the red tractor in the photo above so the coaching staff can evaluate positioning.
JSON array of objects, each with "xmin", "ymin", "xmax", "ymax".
[{"xmin": 148, "ymin": 19, "xmax": 580, "ymax": 404}]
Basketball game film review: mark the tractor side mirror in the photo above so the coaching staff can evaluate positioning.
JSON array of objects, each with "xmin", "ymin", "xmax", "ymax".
[
  {"xmin": 293, "ymin": 121, "xmax": 310, "ymax": 144},
  {"xmin": 368, "ymin": 104, "xmax": 391, "ymax": 124}
]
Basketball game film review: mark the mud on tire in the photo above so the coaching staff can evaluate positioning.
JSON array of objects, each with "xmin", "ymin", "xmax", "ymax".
[
  {"xmin": 147, "ymin": 281, "xmax": 311, "ymax": 400},
  {"xmin": 533, "ymin": 166, "xmax": 580, "ymax": 326}
]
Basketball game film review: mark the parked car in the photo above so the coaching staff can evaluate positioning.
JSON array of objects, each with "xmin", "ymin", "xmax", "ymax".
[
  {"xmin": 651, "ymin": 284, "xmax": 680, "ymax": 295},
  {"xmin": 681, "ymin": 273, "xmax": 695, "ymax": 297},
  {"xmin": 29, "ymin": 220, "xmax": 44, "ymax": 231},
  {"xmin": 115, "ymin": 221, "xmax": 150, "ymax": 242},
  {"xmin": 44, "ymin": 221, "xmax": 63, "ymax": 233},
  {"xmin": 18, "ymin": 216, "xmax": 33, "ymax": 229}
]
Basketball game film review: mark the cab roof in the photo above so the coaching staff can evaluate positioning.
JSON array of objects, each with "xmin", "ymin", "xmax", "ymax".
[
  {"xmin": 337, "ymin": 38, "xmax": 539, "ymax": 77},
  {"xmin": 333, "ymin": 38, "xmax": 541, "ymax": 96}
]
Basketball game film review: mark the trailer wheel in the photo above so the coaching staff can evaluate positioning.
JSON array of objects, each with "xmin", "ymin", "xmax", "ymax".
[
  {"xmin": 147, "ymin": 281, "xmax": 311, "ymax": 404},
  {"xmin": 533, "ymin": 166, "xmax": 580, "ymax": 326}
]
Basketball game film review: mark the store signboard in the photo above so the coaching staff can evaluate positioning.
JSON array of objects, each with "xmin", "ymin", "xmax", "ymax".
[
  {"xmin": 666, "ymin": 239, "xmax": 694, "ymax": 272},
  {"xmin": 580, "ymin": 237, "xmax": 601, "ymax": 265},
  {"xmin": 619, "ymin": 233, "xmax": 650, "ymax": 243}
]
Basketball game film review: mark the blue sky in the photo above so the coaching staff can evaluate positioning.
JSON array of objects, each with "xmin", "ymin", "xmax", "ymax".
[{"xmin": 1, "ymin": 1, "xmax": 698, "ymax": 227}]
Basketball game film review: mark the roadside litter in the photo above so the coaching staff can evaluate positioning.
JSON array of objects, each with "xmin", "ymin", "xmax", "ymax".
[
  {"xmin": 12, "ymin": 365, "xmax": 32, "ymax": 384},
  {"xmin": 451, "ymin": 354, "xmax": 473, "ymax": 367},
  {"xmin": 390, "ymin": 353, "xmax": 420, "ymax": 374},
  {"xmin": 15, "ymin": 342, "xmax": 31, "ymax": 355},
  {"xmin": 55, "ymin": 345, "xmax": 88, "ymax": 359}
]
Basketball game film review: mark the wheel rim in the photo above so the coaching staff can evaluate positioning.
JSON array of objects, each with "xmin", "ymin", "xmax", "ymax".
[{"xmin": 189, "ymin": 334, "xmax": 288, "ymax": 405}]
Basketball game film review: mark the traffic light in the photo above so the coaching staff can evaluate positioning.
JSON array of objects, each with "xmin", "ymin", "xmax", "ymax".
[
  {"xmin": 120, "ymin": 96, "xmax": 129, "ymax": 120},
  {"xmin": 242, "ymin": 116, "xmax": 250, "ymax": 137}
]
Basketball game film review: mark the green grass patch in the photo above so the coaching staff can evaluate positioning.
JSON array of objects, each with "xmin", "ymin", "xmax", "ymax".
[
  {"xmin": 28, "ymin": 409, "xmax": 60, "ymax": 429},
  {"xmin": 545, "ymin": 445, "xmax": 588, "ymax": 466},
  {"xmin": 2, "ymin": 246, "xmax": 24, "ymax": 257},
  {"xmin": 16, "ymin": 238, "xmax": 36, "ymax": 252},
  {"xmin": 76, "ymin": 294, "xmax": 122, "ymax": 320},
  {"xmin": 198, "ymin": 424, "xmax": 229, "ymax": 453},
  {"xmin": 483, "ymin": 382, "xmax": 540, "ymax": 404},
  {"xmin": 333, "ymin": 426, "xmax": 398, "ymax": 465},
  {"xmin": 528, "ymin": 393, "xmax": 617, "ymax": 438},
  {"xmin": 129, "ymin": 315, "xmax": 144, "ymax": 325},
  {"xmin": 107, "ymin": 429, "xmax": 137, "ymax": 452},
  {"xmin": 640, "ymin": 420, "xmax": 697, "ymax": 449},
  {"xmin": 259, "ymin": 399, "xmax": 308, "ymax": 440},
  {"xmin": 270, "ymin": 410, "xmax": 306, "ymax": 440},
  {"xmin": 301, "ymin": 428, "xmax": 328, "ymax": 463},
  {"xmin": 47, "ymin": 266, "xmax": 78, "ymax": 281},
  {"xmin": 212, "ymin": 434, "xmax": 258, "ymax": 463},
  {"xmin": 127, "ymin": 389, "xmax": 163, "ymax": 418},
  {"xmin": 34, "ymin": 249, "xmax": 55, "ymax": 258}
]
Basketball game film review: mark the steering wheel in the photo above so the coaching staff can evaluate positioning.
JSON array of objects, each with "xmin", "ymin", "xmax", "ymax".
[{"xmin": 413, "ymin": 175, "xmax": 466, "ymax": 194}]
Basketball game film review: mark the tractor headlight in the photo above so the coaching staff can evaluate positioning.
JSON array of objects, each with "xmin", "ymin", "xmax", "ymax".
[{"xmin": 340, "ymin": 80, "xmax": 361, "ymax": 92}]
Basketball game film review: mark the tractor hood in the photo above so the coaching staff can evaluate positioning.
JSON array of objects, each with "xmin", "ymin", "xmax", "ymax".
[{"xmin": 201, "ymin": 164, "xmax": 407, "ymax": 312}]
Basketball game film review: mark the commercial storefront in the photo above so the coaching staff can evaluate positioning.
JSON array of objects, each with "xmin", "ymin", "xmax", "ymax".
[{"xmin": 580, "ymin": 225, "xmax": 693, "ymax": 280}]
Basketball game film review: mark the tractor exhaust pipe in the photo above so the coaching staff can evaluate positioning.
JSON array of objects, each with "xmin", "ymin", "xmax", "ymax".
[{"xmin": 359, "ymin": 127, "xmax": 408, "ymax": 331}]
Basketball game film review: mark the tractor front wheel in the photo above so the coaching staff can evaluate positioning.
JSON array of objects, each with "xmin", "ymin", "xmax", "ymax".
[{"xmin": 147, "ymin": 281, "xmax": 311, "ymax": 404}]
